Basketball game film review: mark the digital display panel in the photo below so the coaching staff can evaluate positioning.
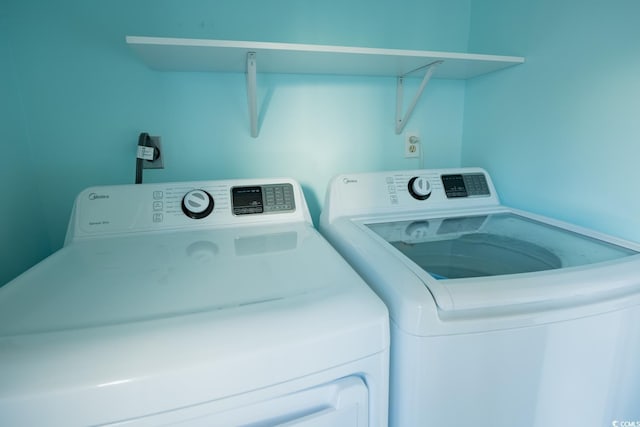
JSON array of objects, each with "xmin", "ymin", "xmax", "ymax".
[
  {"xmin": 441, "ymin": 174, "xmax": 468, "ymax": 198},
  {"xmin": 232, "ymin": 186, "xmax": 263, "ymax": 215}
]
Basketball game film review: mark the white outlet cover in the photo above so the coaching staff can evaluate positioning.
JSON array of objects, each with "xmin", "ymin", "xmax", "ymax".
[{"xmin": 404, "ymin": 133, "xmax": 420, "ymax": 158}]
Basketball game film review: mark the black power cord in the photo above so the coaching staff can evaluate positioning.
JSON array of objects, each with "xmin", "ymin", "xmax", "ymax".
[{"xmin": 135, "ymin": 132, "xmax": 159, "ymax": 184}]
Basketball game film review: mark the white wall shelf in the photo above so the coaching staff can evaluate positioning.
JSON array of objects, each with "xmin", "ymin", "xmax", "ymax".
[{"xmin": 126, "ymin": 36, "xmax": 525, "ymax": 136}]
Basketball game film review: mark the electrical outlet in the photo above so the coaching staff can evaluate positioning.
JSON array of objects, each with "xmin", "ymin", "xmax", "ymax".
[
  {"xmin": 143, "ymin": 136, "xmax": 164, "ymax": 169},
  {"xmin": 405, "ymin": 133, "xmax": 420, "ymax": 158}
]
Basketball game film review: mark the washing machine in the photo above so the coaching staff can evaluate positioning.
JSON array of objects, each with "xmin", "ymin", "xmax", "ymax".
[
  {"xmin": 320, "ymin": 167, "xmax": 640, "ymax": 427},
  {"xmin": 0, "ymin": 177, "xmax": 389, "ymax": 427}
]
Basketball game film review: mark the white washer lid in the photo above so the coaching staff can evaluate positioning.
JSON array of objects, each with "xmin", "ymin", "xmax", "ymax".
[
  {"xmin": 0, "ymin": 223, "xmax": 388, "ymax": 424},
  {"xmin": 365, "ymin": 211, "xmax": 640, "ymax": 312}
]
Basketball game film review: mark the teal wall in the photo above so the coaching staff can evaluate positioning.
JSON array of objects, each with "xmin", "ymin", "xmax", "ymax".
[
  {"xmin": 6, "ymin": 0, "xmax": 638, "ymax": 285},
  {"xmin": 0, "ymin": 5, "xmax": 51, "ymax": 285},
  {"xmin": 1, "ymin": 0, "xmax": 470, "ymax": 284},
  {"xmin": 463, "ymin": 0, "xmax": 640, "ymax": 242}
]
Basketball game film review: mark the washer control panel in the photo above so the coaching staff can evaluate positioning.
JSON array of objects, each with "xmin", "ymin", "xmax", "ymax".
[
  {"xmin": 322, "ymin": 168, "xmax": 500, "ymax": 223},
  {"xmin": 441, "ymin": 173, "xmax": 490, "ymax": 198}
]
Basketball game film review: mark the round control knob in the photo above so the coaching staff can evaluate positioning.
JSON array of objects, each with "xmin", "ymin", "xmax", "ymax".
[
  {"xmin": 181, "ymin": 189, "xmax": 214, "ymax": 219},
  {"xmin": 408, "ymin": 176, "xmax": 432, "ymax": 200}
]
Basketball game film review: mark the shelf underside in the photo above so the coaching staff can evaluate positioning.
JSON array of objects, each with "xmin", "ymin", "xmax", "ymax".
[{"xmin": 127, "ymin": 36, "xmax": 524, "ymax": 80}]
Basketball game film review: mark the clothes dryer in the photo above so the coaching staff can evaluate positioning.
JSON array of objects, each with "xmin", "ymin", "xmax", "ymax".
[
  {"xmin": 0, "ymin": 178, "xmax": 389, "ymax": 427},
  {"xmin": 320, "ymin": 167, "xmax": 640, "ymax": 427}
]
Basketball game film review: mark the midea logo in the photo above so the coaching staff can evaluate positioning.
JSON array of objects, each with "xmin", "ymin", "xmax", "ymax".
[
  {"xmin": 88, "ymin": 192, "xmax": 110, "ymax": 200},
  {"xmin": 342, "ymin": 178, "xmax": 358, "ymax": 184}
]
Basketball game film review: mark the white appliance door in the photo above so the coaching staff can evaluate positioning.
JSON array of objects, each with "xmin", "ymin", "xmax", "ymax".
[
  {"xmin": 0, "ymin": 223, "xmax": 386, "ymax": 426},
  {"xmin": 107, "ymin": 376, "xmax": 368, "ymax": 427},
  {"xmin": 366, "ymin": 211, "xmax": 640, "ymax": 311}
]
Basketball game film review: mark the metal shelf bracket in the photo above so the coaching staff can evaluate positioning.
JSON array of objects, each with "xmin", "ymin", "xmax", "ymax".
[
  {"xmin": 395, "ymin": 60, "xmax": 443, "ymax": 134},
  {"xmin": 246, "ymin": 52, "xmax": 258, "ymax": 138}
]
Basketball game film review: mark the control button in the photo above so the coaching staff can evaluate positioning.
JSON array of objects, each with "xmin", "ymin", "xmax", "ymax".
[
  {"xmin": 153, "ymin": 191, "xmax": 164, "ymax": 200},
  {"xmin": 260, "ymin": 184, "xmax": 295, "ymax": 212},
  {"xmin": 153, "ymin": 213, "xmax": 163, "ymax": 223},
  {"xmin": 462, "ymin": 173, "xmax": 490, "ymax": 196},
  {"xmin": 408, "ymin": 176, "xmax": 432, "ymax": 201},
  {"xmin": 153, "ymin": 201, "xmax": 163, "ymax": 211},
  {"xmin": 181, "ymin": 189, "xmax": 214, "ymax": 219}
]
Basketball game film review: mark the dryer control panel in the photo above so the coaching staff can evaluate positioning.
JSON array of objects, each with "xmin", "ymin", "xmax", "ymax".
[
  {"xmin": 231, "ymin": 184, "xmax": 295, "ymax": 215},
  {"xmin": 66, "ymin": 178, "xmax": 308, "ymax": 244}
]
